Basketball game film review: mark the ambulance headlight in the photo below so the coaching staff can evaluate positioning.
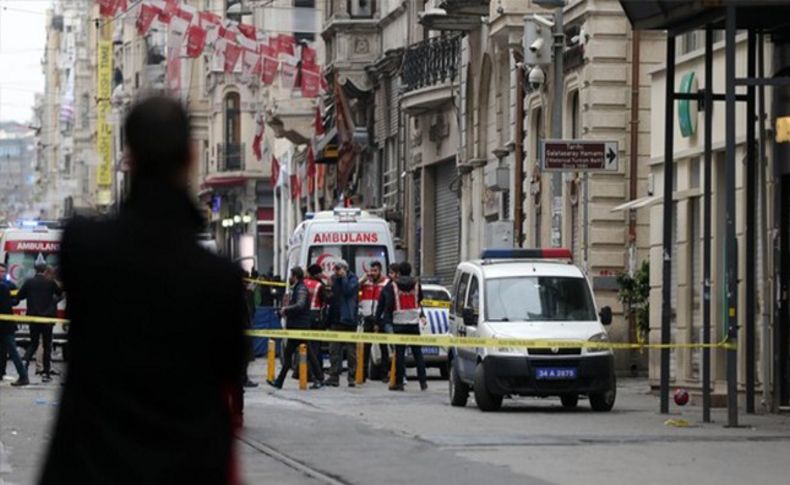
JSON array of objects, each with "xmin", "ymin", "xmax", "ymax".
[{"xmin": 587, "ymin": 332, "xmax": 611, "ymax": 353}]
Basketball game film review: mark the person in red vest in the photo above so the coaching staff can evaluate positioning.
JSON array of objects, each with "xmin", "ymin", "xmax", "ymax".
[
  {"xmin": 358, "ymin": 261, "xmax": 388, "ymax": 382},
  {"xmin": 305, "ymin": 264, "xmax": 329, "ymax": 381},
  {"xmin": 376, "ymin": 262, "xmax": 427, "ymax": 391}
]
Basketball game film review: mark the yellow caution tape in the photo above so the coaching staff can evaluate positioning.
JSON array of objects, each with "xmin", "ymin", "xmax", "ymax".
[
  {"xmin": 0, "ymin": 314, "xmax": 68, "ymax": 325},
  {"xmin": 245, "ymin": 328, "xmax": 736, "ymax": 351},
  {"xmin": 421, "ymin": 299, "xmax": 451, "ymax": 309},
  {"xmin": 245, "ymin": 278, "xmax": 288, "ymax": 288},
  {"xmin": 0, "ymin": 314, "xmax": 735, "ymax": 351}
]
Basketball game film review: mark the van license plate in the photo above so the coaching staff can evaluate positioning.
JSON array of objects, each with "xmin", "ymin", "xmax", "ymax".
[{"xmin": 535, "ymin": 367, "xmax": 577, "ymax": 380}]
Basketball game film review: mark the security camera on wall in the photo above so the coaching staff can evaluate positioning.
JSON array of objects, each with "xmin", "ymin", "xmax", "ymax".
[{"xmin": 528, "ymin": 66, "xmax": 545, "ymax": 90}]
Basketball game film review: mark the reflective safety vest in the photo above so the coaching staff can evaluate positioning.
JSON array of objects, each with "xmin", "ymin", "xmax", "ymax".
[
  {"xmin": 392, "ymin": 284, "xmax": 421, "ymax": 325},
  {"xmin": 359, "ymin": 277, "xmax": 389, "ymax": 317},
  {"xmin": 304, "ymin": 278, "xmax": 324, "ymax": 312}
]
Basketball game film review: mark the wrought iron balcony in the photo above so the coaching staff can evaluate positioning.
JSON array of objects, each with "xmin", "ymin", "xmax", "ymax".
[
  {"xmin": 218, "ymin": 143, "xmax": 245, "ymax": 172},
  {"xmin": 401, "ymin": 35, "xmax": 461, "ymax": 94},
  {"xmin": 440, "ymin": 0, "xmax": 490, "ymax": 16}
]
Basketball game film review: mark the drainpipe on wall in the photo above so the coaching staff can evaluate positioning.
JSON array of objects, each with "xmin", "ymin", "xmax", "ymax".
[{"xmin": 628, "ymin": 30, "xmax": 640, "ymax": 273}]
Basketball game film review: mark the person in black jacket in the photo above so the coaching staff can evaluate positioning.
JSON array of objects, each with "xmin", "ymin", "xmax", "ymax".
[
  {"xmin": 38, "ymin": 96, "xmax": 247, "ymax": 485},
  {"xmin": 267, "ymin": 266, "xmax": 324, "ymax": 389},
  {"xmin": 18, "ymin": 263, "xmax": 63, "ymax": 382},
  {"xmin": 0, "ymin": 263, "xmax": 29, "ymax": 386},
  {"xmin": 376, "ymin": 262, "xmax": 427, "ymax": 391}
]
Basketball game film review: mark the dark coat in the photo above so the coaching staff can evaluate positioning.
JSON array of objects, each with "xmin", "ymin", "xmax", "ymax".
[
  {"xmin": 40, "ymin": 180, "xmax": 246, "ymax": 485},
  {"xmin": 16, "ymin": 273, "xmax": 62, "ymax": 317},
  {"xmin": 282, "ymin": 280, "xmax": 312, "ymax": 329},
  {"xmin": 0, "ymin": 283, "xmax": 16, "ymax": 335},
  {"xmin": 329, "ymin": 272, "xmax": 359, "ymax": 327}
]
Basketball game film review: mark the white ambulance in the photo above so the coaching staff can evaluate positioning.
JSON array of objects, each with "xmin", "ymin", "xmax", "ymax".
[
  {"xmin": 0, "ymin": 223, "xmax": 68, "ymax": 350},
  {"xmin": 287, "ymin": 208, "xmax": 395, "ymax": 282}
]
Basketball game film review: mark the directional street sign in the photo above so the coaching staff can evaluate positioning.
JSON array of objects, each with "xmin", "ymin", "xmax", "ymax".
[{"xmin": 540, "ymin": 139, "xmax": 619, "ymax": 172}]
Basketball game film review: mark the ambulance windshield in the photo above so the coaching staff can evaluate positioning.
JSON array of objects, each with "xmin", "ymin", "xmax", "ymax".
[{"xmin": 308, "ymin": 245, "xmax": 388, "ymax": 280}]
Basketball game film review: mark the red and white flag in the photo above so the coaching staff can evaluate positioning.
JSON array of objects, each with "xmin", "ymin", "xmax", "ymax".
[
  {"xmin": 136, "ymin": 3, "xmax": 159, "ymax": 36},
  {"xmin": 199, "ymin": 11, "xmax": 222, "ymax": 28},
  {"xmin": 166, "ymin": 47, "xmax": 181, "ymax": 94},
  {"xmin": 277, "ymin": 35, "xmax": 295, "ymax": 57},
  {"xmin": 260, "ymin": 44, "xmax": 278, "ymax": 85},
  {"xmin": 158, "ymin": 0, "xmax": 179, "ymax": 24},
  {"xmin": 300, "ymin": 44, "xmax": 317, "ymax": 66},
  {"xmin": 253, "ymin": 111, "xmax": 265, "ymax": 162},
  {"xmin": 238, "ymin": 23, "xmax": 257, "ymax": 41},
  {"xmin": 185, "ymin": 24, "xmax": 207, "ymax": 58},
  {"xmin": 307, "ymin": 145, "xmax": 316, "ymax": 195},
  {"xmin": 313, "ymin": 104, "xmax": 325, "ymax": 137},
  {"xmin": 270, "ymin": 155, "xmax": 280, "ymax": 188},
  {"xmin": 224, "ymin": 42, "xmax": 242, "ymax": 73},
  {"xmin": 240, "ymin": 49, "xmax": 260, "ymax": 85},
  {"xmin": 167, "ymin": 10, "xmax": 191, "ymax": 50},
  {"xmin": 98, "ymin": 0, "xmax": 118, "ymax": 17},
  {"xmin": 280, "ymin": 55, "xmax": 298, "ymax": 90},
  {"xmin": 300, "ymin": 63, "xmax": 320, "ymax": 98}
]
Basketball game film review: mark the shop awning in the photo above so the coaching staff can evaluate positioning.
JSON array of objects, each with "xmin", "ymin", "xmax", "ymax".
[{"xmin": 610, "ymin": 195, "xmax": 660, "ymax": 212}]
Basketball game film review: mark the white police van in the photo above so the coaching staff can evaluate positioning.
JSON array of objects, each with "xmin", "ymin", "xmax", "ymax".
[{"xmin": 447, "ymin": 249, "xmax": 615, "ymax": 412}]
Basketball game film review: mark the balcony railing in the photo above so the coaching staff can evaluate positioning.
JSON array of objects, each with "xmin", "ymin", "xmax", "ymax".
[
  {"xmin": 401, "ymin": 35, "xmax": 461, "ymax": 94},
  {"xmin": 218, "ymin": 143, "xmax": 245, "ymax": 172}
]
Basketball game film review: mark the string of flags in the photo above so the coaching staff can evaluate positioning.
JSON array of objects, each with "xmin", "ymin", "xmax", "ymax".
[{"xmin": 99, "ymin": 0, "xmax": 328, "ymax": 97}]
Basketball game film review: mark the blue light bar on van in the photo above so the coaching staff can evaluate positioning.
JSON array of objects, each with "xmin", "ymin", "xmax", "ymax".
[
  {"xmin": 305, "ymin": 212, "xmax": 315, "ymax": 220},
  {"xmin": 480, "ymin": 248, "xmax": 573, "ymax": 260},
  {"xmin": 20, "ymin": 220, "xmax": 39, "ymax": 227}
]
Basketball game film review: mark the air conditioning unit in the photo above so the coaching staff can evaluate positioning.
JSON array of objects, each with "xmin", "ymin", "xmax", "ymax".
[{"xmin": 350, "ymin": 0, "xmax": 373, "ymax": 18}]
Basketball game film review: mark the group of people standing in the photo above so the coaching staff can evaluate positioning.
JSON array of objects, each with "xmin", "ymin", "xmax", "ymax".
[
  {"xmin": 0, "ymin": 262, "xmax": 64, "ymax": 386},
  {"xmin": 268, "ymin": 259, "xmax": 429, "ymax": 392}
]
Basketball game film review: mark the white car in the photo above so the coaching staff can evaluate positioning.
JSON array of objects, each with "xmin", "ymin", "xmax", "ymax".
[
  {"xmin": 404, "ymin": 282, "xmax": 451, "ymax": 378},
  {"xmin": 447, "ymin": 249, "xmax": 616, "ymax": 412}
]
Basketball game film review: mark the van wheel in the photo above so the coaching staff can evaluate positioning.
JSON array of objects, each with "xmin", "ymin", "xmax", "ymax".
[
  {"xmin": 473, "ymin": 363, "xmax": 502, "ymax": 412},
  {"xmin": 560, "ymin": 394, "xmax": 578, "ymax": 408},
  {"xmin": 589, "ymin": 374, "xmax": 617, "ymax": 412},
  {"xmin": 449, "ymin": 359, "xmax": 469, "ymax": 407}
]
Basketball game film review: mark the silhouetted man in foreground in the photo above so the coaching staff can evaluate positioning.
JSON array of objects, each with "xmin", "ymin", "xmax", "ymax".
[{"xmin": 40, "ymin": 96, "xmax": 246, "ymax": 485}]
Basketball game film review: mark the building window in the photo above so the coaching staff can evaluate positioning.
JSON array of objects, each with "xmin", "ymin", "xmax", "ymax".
[
  {"xmin": 224, "ymin": 92, "xmax": 241, "ymax": 170},
  {"xmin": 294, "ymin": 0, "xmax": 316, "ymax": 43}
]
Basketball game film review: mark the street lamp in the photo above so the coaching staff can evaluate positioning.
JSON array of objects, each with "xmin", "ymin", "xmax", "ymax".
[
  {"xmin": 233, "ymin": 214, "xmax": 242, "ymax": 224},
  {"xmin": 242, "ymin": 213, "xmax": 253, "ymax": 224}
]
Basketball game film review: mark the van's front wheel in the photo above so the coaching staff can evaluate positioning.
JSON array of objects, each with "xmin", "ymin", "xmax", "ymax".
[
  {"xmin": 473, "ymin": 363, "xmax": 502, "ymax": 412},
  {"xmin": 589, "ymin": 374, "xmax": 617, "ymax": 412}
]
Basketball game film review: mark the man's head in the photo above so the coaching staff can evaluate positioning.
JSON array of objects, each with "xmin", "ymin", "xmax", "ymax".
[
  {"xmin": 289, "ymin": 266, "xmax": 304, "ymax": 285},
  {"xmin": 369, "ymin": 261, "xmax": 382, "ymax": 281},
  {"xmin": 124, "ymin": 96, "xmax": 192, "ymax": 185},
  {"xmin": 388, "ymin": 263, "xmax": 400, "ymax": 280},
  {"xmin": 34, "ymin": 263, "xmax": 48, "ymax": 275},
  {"xmin": 399, "ymin": 262, "xmax": 412, "ymax": 277},
  {"xmin": 307, "ymin": 264, "xmax": 323, "ymax": 278},
  {"xmin": 333, "ymin": 260, "xmax": 349, "ymax": 278}
]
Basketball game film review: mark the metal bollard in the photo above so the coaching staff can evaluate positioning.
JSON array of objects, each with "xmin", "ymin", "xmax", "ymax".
[
  {"xmin": 355, "ymin": 342, "xmax": 365, "ymax": 385},
  {"xmin": 389, "ymin": 348, "xmax": 397, "ymax": 388},
  {"xmin": 267, "ymin": 339, "xmax": 276, "ymax": 382},
  {"xmin": 299, "ymin": 344, "xmax": 308, "ymax": 390}
]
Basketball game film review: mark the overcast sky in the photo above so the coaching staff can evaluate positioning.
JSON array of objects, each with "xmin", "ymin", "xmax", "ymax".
[{"xmin": 0, "ymin": 0, "xmax": 51, "ymax": 124}]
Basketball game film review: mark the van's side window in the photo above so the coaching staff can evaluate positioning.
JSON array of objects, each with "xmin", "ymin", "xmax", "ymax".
[
  {"xmin": 466, "ymin": 276, "xmax": 480, "ymax": 315},
  {"xmin": 454, "ymin": 272, "xmax": 470, "ymax": 315}
]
